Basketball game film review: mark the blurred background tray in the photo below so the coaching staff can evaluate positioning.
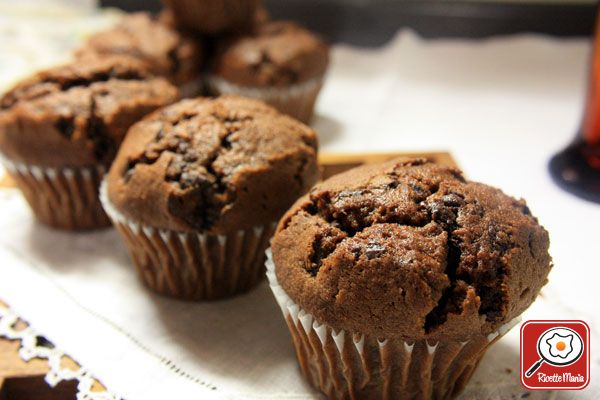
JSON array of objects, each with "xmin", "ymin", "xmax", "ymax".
[{"xmin": 101, "ymin": 0, "xmax": 596, "ymax": 44}]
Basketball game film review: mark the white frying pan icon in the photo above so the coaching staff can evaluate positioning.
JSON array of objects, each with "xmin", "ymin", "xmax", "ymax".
[{"xmin": 525, "ymin": 327, "xmax": 584, "ymax": 378}]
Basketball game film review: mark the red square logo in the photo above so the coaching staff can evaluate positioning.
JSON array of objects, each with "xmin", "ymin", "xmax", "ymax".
[{"xmin": 521, "ymin": 320, "xmax": 590, "ymax": 390}]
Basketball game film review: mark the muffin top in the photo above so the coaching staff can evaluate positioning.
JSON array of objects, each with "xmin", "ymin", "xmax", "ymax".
[
  {"xmin": 162, "ymin": 0, "xmax": 262, "ymax": 34},
  {"xmin": 107, "ymin": 95, "xmax": 319, "ymax": 233},
  {"xmin": 212, "ymin": 21, "xmax": 329, "ymax": 87},
  {"xmin": 272, "ymin": 159, "xmax": 552, "ymax": 341},
  {"xmin": 158, "ymin": 4, "xmax": 269, "ymax": 33},
  {"xmin": 0, "ymin": 56, "xmax": 179, "ymax": 168},
  {"xmin": 76, "ymin": 13, "xmax": 203, "ymax": 86}
]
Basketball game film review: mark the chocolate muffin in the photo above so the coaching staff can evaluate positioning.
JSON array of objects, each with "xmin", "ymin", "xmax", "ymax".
[
  {"xmin": 161, "ymin": 0, "xmax": 262, "ymax": 34},
  {"xmin": 268, "ymin": 158, "xmax": 552, "ymax": 400},
  {"xmin": 158, "ymin": 5, "xmax": 269, "ymax": 32},
  {"xmin": 101, "ymin": 95, "xmax": 319, "ymax": 300},
  {"xmin": 0, "ymin": 56, "xmax": 179, "ymax": 230},
  {"xmin": 76, "ymin": 12, "xmax": 204, "ymax": 97},
  {"xmin": 208, "ymin": 21, "xmax": 330, "ymax": 123}
]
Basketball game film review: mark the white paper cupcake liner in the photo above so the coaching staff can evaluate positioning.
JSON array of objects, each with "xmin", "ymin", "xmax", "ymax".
[
  {"xmin": 265, "ymin": 249, "xmax": 520, "ymax": 399},
  {"xmin": 100, "ymin": 180, "xmax": 276, "ymax": 300},
  {"xmin": 206, "ymin": 76, "xmax": 323, "ymax": 123},
  {"xmin": 0, "ymin": 154, "xmax": 109, "ymax": 230}
]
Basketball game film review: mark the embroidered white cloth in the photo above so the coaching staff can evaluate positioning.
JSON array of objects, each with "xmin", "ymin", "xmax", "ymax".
[{"xmin": 1, "ymin": 29, "xmax": 599, "ymax": 400}]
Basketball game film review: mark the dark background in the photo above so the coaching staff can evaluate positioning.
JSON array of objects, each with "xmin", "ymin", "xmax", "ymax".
[{"xmin": 99, "ymin": 0, "xmax": 596, "ymax": 46}]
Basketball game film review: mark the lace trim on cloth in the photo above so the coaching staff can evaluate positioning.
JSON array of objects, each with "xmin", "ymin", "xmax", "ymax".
[{"xmin": 0, "ymin": 301, "xmax": 121, "ymax": 400}]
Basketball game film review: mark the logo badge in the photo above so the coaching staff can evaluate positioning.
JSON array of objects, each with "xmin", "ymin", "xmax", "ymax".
[{"xmin": 521, "ymin": 320, "xmax": 590, "ymax": 390}]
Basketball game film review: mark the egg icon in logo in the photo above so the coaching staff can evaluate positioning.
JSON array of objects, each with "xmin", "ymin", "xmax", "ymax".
[{"xmin": 546, "ymin": 332, "xmax": 573, "ymax": 359}]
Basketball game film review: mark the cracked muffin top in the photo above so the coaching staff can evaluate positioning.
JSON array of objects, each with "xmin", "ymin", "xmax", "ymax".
[
  {"xmin": 272, "ymin": 159, "xmax": 552, "ymax": 341},
  {"xmin": 211, "ymin": 21, "xmax": 329, "ymax": 87},
  {"xmin": 106, "ymin": 95, "xmax": 319, "ymax": 233},
  {"xmin": 75, "ymin": 13, "xmax": 203, "ymax": 86},
  {"xmin": 0, "ymin": 56, "xmax": 179, "ymax": 168}
]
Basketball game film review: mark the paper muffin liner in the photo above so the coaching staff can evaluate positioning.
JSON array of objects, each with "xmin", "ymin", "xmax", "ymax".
[
  {"xmin": 206, "ymin": 76, "xmax": 323, "ymax": 123},
  {"xmin": 100, "ymin": 180, "xmax": 277, "ymax": 300},
  {"xmin": 266, "ymin": 249, "xmax": 520, "ymax": 400},
  {"xmin": 1, "ymin": 155, "xmax": 109, "ymax": 230}
]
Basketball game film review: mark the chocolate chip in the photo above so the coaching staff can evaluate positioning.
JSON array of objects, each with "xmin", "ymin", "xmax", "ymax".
[
  {"xmin": 365, "ymin": 242, "xmax": 386, "ymax": 259},
  {"xmin": 55, "ymin": 117, "xmax": 75, "ymax": 138},
  {"xmin": 442, "ymin": 193, "xmax": 465, "ymax": 207}
]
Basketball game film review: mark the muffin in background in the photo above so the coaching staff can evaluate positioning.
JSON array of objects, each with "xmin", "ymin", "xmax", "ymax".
[
  {"xmin": 0, "ymin": 56, "xmax": 179, "ymax": 230},
  {"xmin": 268, "ymin": 158, "xmax": 552, "ymax": 400},
  {"xmin": 161, "ymin": 0, "xmax": 262, "ymax": 35},
  {"xmin": 158, "ymin": 5, "xmax": 269, "ymax": 32},
  {"xmin": 75, "ymin": 12, "xmax": 204, "ymax": 97},
  {"xmin": 208, "ymin": 21, "xmax": 330, "ymax": 123},
  {"xmin": 101, "ymin": 95, "xmax": 319, "ymax": 300}
]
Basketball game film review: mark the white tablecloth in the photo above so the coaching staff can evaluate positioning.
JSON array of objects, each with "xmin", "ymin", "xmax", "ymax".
[{"xmin": 1, "ymin": 29, "xmax": 598, "ymax": 399}]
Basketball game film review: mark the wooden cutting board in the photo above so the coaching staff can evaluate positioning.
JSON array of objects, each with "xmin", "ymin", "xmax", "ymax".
[
  {"xmin": 0, "ymin": 151, "xmax": 457, "ymax": 399},
  {"xmin": 0, "ymin": 151, "xmax": 458, "ymax": 189},
  {"xmin": 0, "ymin": 300, "xmax": 90, "ymax": 400}
]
